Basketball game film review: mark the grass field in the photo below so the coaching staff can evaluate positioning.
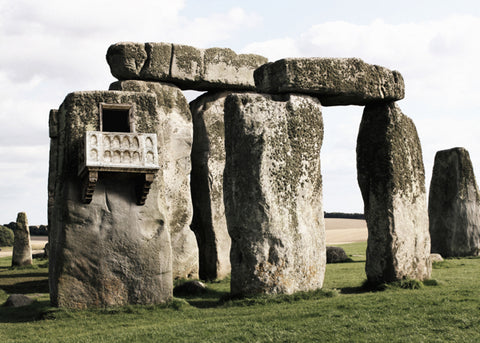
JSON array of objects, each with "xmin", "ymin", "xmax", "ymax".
[{"xmin": 1, "ymin": 242, "xmax": 480, "ymax": 342}]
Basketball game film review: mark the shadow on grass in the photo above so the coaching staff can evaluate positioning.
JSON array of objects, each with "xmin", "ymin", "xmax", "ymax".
[
  {"xmin": 0, "ymin": 272, "xmax": 48, "ymax": 279},
  {"xmin": 0, "ymin": 300, "xmax": 51, "ymax": 323},
  {"xmin": 0, "ymin": 278, "xmax": 49, "ymax": 294},
  {"xmin": 341, "ymin": 278, "xmax": 437, "ymax": 294},
  {"xmin": 329, "ymin": 260, "xmax": 365, "ymax": 264},
  {"xmin": 176, "ymin": 288, "xmax": 229, "ymax": 309}
]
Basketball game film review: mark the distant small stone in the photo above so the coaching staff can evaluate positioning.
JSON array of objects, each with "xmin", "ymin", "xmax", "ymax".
[
  {"xmin": 4, "ymin": 294, "xmax": 34, "ymax": 308},
  {"xmin": 430, "ymin": 253, "xmax": 444, "ymax": 263},
  {"xmin": 173, "ymin": 281, "xmax": 207, "ymax": 296},
  {"xmin": 44, "ymin": 242, "xmax": 49, "ymax": 258},
  {"xmin": 326, "ymin": 246, "xmax": 349, "ymax": 263},
  {"xmin": 12, "ymin": 212, "xmax": 32, "ymax": 267}
]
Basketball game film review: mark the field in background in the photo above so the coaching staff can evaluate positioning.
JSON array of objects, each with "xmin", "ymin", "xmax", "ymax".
[
  {"xmin": 325, "ymin": 218, "xmax": 367, "ymax": 244},
  {"xmin": 1, "ymin": 242, "xmax": 480, "ymax": 342},
  {"xmin": 0, "ymin": 219, "xmax": 368, "ymax": 259}
]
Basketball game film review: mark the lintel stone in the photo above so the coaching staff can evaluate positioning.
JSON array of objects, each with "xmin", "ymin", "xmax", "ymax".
[
  {"xmin": 106, "ymin": 42, "xmax": 268, "ymax": 92},
  {"xmin": 254, "ymin": 58, "xmax": 405, "ymax": 106}
]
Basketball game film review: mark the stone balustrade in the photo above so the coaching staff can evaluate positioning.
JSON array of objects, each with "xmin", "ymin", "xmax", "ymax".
[{"xmin": 79, "ymin": 131, "xmax": 159, "ymax": 174}]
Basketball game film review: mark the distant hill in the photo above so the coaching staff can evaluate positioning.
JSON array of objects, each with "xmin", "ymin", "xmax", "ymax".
[{"xmin": 324, "ymin": 212, "xmax": 365, "ymax": 220}]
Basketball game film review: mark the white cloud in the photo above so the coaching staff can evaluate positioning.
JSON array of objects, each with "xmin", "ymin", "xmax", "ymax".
[
  {"xmin": 0, "ymin": 1, "xmax": 263, "ymax": 224},
  {"xmin": 242, "ymin": 38, "xmax": 300, "ymax": 61},
  {"xmin": 245, "ymin": 15, "xmax": 480, "ymax": 212},
  {"xmin": 245, "ymin": 15, "xmax": 480, "ymax": 109}
]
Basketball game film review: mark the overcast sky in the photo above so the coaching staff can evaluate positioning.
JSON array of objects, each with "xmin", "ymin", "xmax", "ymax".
[{"xmin": 1, "ymin": 0, "xmax": 480, "ymax": 224}]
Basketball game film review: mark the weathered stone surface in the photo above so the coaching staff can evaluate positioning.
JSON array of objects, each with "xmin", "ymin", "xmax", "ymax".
[
  {"xmin": 326, "ymin": 246, "xmax": 349, "ymax": 263},
  {"xmin": 110, "ymin": 80, "xmax": 198, "ymax": 279},
  {"xmin": 170, "ymin": 44, "xmax": 204, "ymax": 84},
  {"xmin": 106, "ymin": 42, "xmax": 147, "ymax": 80},
  {"xmin": 49, "ymin": 91, "xmax": 173, "ymax": 308},
  {"xmin": 141, "ymin": 43, "xmax": 172, "ymax": 80},
  {"xmin": 189, "ymin": 91, "xmax": 233, "ymax": 281},
  {"xmin": 106, "ymin": 42, "xmax": 268, "ymax": 91},
  {"xmin": 254, "ymin": 58, "xmax": 404, "ymax": 106},
  {"xmin": 201, "ymin": 48, "xmax": 266, "ymax": 90},
  {"xmin": 12, "ymin": 212, "xmax": 32, "ymax": 267},
  {"xmin": 4, "ymin": 294, "xmax": 34, "ymax": 307},
  {"xmin": 224, "ymin": 92, "xmax": 325, "ymax": 296},
  {"xmin": 428, "ymin": 147, "xmax": 480, "ymax": 257},
  {"xmin": 357, "ymin": 102, "xmax": 431, "ymax": 284}
]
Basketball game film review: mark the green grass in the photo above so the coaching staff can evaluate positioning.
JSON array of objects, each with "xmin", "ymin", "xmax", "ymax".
[{"xmin": 1, "ymin": 243, "xmax": 480, "ymax": 342}]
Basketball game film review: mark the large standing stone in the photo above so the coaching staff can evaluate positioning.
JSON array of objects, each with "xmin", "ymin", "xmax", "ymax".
[
  {"xmin": 110, "ymin": 80, "xmax": 199, "ymax": 279},
  {"xmin": 428, "ymin": 147, "xmax": 480, "ymax": 257},
  {"xmin": 12, "ymin": 212, "xmax": 32, "ymax": 267},
  {"xmin": 106, "ymin": 42, "xmax": 268, "ymax": 91},
  {"xmin": 357, "ymin": 102, "xmax": 431, "ymax": 284},
  {"xmin": 224, "ymin": 92, "xmax": 325, "ymax": 296},
  {"xmin": 189, "ymin": 91, "xmax": 233, "ymax": 280},
  {"xmin": 49, "ymin": 91, "xmax": 172, "ymax": 308},
  {"xmin": 254, "ymin": 58, "xmax": 404, "ymax": 106}
]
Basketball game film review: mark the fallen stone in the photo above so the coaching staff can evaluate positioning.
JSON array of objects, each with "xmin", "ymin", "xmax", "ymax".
[
  {"xmin": 12, "ymin": 212, "xmax": 32, "ymax": 267},
  {"xmin": 357, "ymin": 102, "xmax": 431, "ymax": 284},
  {"xmin": 428, "ymin": 147, "xmax": 480, "ymax": 257},
  {"xmin": 189, "ymin": 91, "xmax": 234, "ymax": 281},
  {"xmin": 430, "ymin": 253, "xmax": 444, "ymax": 263},
  {"xmin": 110, "ymin": 80, "xmax": 199, "ymax": 280},
  {"xmin": 106, "ymin": 42, "xmax": 268, "ymax": 91},
  {"xmin": 4, "ymin": 294, "xmax": 34, "ymax": 308},
  {"xmin": 224, "ymin": 92, "xmax": 325, "ymax": 296},
  {"xmin": 49, "ymin": 91, "xmax": 173, "ymax": 308},
  {"xmin": 173, "ymin": 280, "xmax": 207, "ymax": 296},
  {"xmin": 254, "ymin": 58, "xmax": 404, "ymax": 106},
  {"xmin": 326, "ymin": 246, "xmax": 349, "ymax": 263}
]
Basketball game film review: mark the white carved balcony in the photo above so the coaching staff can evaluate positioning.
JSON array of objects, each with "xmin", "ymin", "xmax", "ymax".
[{"xmin": 78, "ymin": 131, "xmax": 160, "ymax": 205}]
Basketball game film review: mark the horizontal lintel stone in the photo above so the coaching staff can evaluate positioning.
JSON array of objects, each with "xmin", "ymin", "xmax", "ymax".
[
  {"xmin": 106, "ymin": 42, "xmax": 268, "ymax": 92},
  {"xmin": 254, "ymin": 58, "xmax": 405, "ymax": 106}
]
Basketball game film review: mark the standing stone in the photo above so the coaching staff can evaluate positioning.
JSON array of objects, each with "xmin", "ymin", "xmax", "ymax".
[
  {"xmin": 110, "ymin": 80, "xmax": 199, "ymax": 279},
  {"xmin": 357, "ymin": 102, "xmax": 431, "ymax": 284},
  {"xmin": 189, "ymin": 91, "xmax": 233, "ymax": 280},
  {"xmin": 428, "ymin": 147, "xmax": 480, "ymax": 257},
  {"xmin": 224, "ymin": 92, "xmax": 325, "ymax": 296},
  {"xmin": 12, "ymin": 212, "xmax": 32, "ymax": 267},
  {"xmin": 49, "ymin": 91, "xmax": 172, "ymax": 308}
]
